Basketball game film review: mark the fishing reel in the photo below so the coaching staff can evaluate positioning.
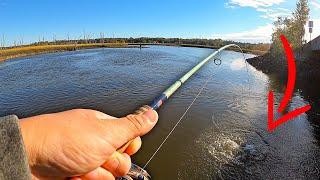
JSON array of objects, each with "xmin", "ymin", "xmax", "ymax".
[{"xmin": 117, "ymin": 163, "xmax": 151, "ymax": 180}]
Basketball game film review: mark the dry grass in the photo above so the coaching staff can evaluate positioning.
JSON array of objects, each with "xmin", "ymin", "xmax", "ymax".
[{"xmin": 0, "ymin": 43, "xmax": 128, "ymax": 61}]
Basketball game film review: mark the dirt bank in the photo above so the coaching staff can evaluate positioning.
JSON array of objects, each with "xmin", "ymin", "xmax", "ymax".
[{"xmin": 246, "ymin": 52, "xmax": 320, "ymax": 129}]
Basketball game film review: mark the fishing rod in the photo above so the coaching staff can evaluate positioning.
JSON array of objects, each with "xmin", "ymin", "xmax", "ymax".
[{"xmin": 117, "ymin": 44, "xmax": 246, "ymax": 180}]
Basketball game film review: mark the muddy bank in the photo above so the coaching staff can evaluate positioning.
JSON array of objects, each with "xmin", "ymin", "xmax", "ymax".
[{"xmin": 246, "ymin": 52, "xmax": 320, "ymax": 85}]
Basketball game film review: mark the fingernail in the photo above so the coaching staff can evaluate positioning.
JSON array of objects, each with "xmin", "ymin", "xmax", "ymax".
[{"xmin": 143, "ymin": 109, "xmax": 158, "ymax": 123}]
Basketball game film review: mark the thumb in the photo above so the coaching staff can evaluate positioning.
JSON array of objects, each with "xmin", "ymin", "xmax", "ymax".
[{"xmin": 104, "ymin": 109, "xmax": 158, "ymax": 149}]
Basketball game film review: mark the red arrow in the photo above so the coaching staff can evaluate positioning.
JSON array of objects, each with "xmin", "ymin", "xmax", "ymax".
[{"xmin": 267, "ymin": 35, "xmax": 311, "ymax": 132}]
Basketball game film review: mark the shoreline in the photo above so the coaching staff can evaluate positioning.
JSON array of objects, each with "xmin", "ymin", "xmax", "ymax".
[
  {"xmin": 177, "ymin": 44, "xmax": 266, "ymax": 55},
  {"xmin": 246, "ymin": 52, "xmax": 320, "ymax": 119},
  {"xmin": 129, "ymin": 43, "xmax": 267, "ymax": 56},
  {"xmin": 1, "ymin": 43, "xmax": 267, "ymax": 62},
  {"xmin": 0, "ymin": 43, "xmax": 138, "ymax": 62},
  {"xmin": 246, "ymin": 52, "xmax": 320, "ymax": 78}
]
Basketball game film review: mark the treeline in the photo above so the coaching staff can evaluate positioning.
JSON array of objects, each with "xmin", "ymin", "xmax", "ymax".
[
  {"xmin": 128, "ymin": 37, "xmax": 269, "ymax": 52},
  {"xmin": 26, "ymin": 37, "xmax": 269, "ymax": 52}
]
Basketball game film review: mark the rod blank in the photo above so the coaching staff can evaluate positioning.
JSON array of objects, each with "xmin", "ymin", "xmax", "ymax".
[{"xmin": 149, "ymin": 44, "xmax": 241, "ymax": 110}]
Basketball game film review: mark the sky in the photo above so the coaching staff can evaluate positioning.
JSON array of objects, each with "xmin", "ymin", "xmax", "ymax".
[{"xmin": 0, "ymin": 0, "xmax": 320, "ymax": 45}]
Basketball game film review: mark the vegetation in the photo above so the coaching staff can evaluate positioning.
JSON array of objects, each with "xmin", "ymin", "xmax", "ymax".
[
  {"xmin": 0, "ymin": 36, "xmax": 270, "ymax": 61},
  {"xmin": 27, "ymin": 37, "xmax": 269, "ymax": 52},
  {"xmin": 247, "ymin": 0, "xmax": 320, "ymax": 124},
  {"xmin": 247, "ymin": 0, "xmax": 320, "ymax": 86},
  {"xmin": 0, "ymin": 26, "xmax": 272, "ymax": 62},
  {"xmin": 0, "ymin": 43, "xmax": 127, "ymax": 61},
  {"xmin": 270, "ymin": 0, "xmax": 309, "ymax": 56}
]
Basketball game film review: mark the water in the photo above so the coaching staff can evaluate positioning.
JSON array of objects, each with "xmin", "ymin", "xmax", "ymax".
[{"xmin": 0, "ymin": 46, "xmax": 319, "ymax": 179}]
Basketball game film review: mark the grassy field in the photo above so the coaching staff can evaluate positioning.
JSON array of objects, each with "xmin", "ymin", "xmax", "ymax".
[{"xmin": 0, "ymin": 43, "xmax": 128, "ymax": 61}]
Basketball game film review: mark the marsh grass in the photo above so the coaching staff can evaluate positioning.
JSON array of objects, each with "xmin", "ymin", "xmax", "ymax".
[{"xmin": 0, "ymin": 43, "xmax": 128, "ymax": 61}]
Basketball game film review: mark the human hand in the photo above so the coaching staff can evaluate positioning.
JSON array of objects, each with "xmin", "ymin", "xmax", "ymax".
[{"xmin": 19, "ymin": 107, "xmax": 158, "ymax": 180}]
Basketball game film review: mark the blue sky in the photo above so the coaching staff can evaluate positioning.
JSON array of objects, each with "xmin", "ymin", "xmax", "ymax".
[{"xmin": 0, "ymin": 0, "xmax": 319, "ymax": 45}]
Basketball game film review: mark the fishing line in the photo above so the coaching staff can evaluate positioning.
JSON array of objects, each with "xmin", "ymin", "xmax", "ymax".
[
  {"xmin": 119, "ymin": 44, "xmax": 249, "ymax": 180},
  {"xmin": 142, "ymin": 66, "xmax": 218, "ymax": 170},
  {"xmin": 141, "ymin": 47, "xmax": 248, "ymax": 170}
]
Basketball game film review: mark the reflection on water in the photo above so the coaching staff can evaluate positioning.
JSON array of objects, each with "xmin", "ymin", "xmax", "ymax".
[
  {"xmin": 229, "ymin": 58, "xmax": 246, "ymax": 71},
  {"xmin": 0, "ymin": 46, "xmax": 319, "ymax": 179}
]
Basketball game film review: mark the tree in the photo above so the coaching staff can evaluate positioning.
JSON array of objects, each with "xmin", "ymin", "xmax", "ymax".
[
  {"xmin": 52, "ymin": 34, "xmax": 57, "ymax": 45},
  {"xmin": 271, "ymin": 17, "xmax": 291, "ymax": 55},
  {"xmin": 83, "ymin": 29, "xmax": 87, "ymax": 44},
  {"xmin": 270, "ymin": 0, "xmax": 309, "ymax": 57},
  {"xmin": 293, "ymin": 0, "xmax": 309, "ymax": 57},
  {"xmin": 66, "ymin": 33, "xmax": 70, "ymax": 43},
  {"xmin": 0, "ymin": 34, "xmax": 6, "ymax": 49},
  {"xmin": 100, "ymin": 32, "xmax": 105, "ymax": 44}
]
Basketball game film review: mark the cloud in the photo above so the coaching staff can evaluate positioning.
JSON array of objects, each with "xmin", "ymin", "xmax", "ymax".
[
  {"xmin": 213, "ymin": 19, "xmax": 320, "ymax": 43},
  {"xmin": 222, "ymin": 0, "xmax": 320, "ymax": 43},
  {"xmin": 310, "ymin": 0, "xmax": 320, "ymax": 9},
  {"xmin": 258, "ymin": 7, "xmax": 291, "ymax": 21},
  {"xmin": 227, "ymin": 0, "xmax": 285, "ymax": 9},
  {"xmin": 226, "ymin": 0, "xmax": 289, "ymax": 21},
  {"xmin": 212, "ymin": 24, "xmax": 273, "ymax": 43}
]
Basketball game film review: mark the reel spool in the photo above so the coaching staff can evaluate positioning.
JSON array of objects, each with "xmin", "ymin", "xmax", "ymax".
[{"xmin": 117, "ymin": 164, "xmax": 151, "ymax": 180}]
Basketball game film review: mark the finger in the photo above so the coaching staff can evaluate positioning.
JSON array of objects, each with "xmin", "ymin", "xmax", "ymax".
[
  {"xmin": 70, "ymin": 177, "xmax": 82, "ymax": 180},
  {"xmin": 124, "ymin": 137, "xmax": 142, "ymax": 155},
  {"xmin": 103, "ymin": 108, "xmax": 158, "ymax": 149},
  {"xmin": 78, "ymin": 167, "xmax": 115, "ymax": 180},
  {"xmin": 134, "ymin": 105, "xmax": 151, "ymax": 115},
  {"xmin": 102, "ymin": 152, "xmax": 131, "ymax": 177},
  {"xmin": 94, "ymin": 111, "xmax": 118, "ymax": 120}
]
